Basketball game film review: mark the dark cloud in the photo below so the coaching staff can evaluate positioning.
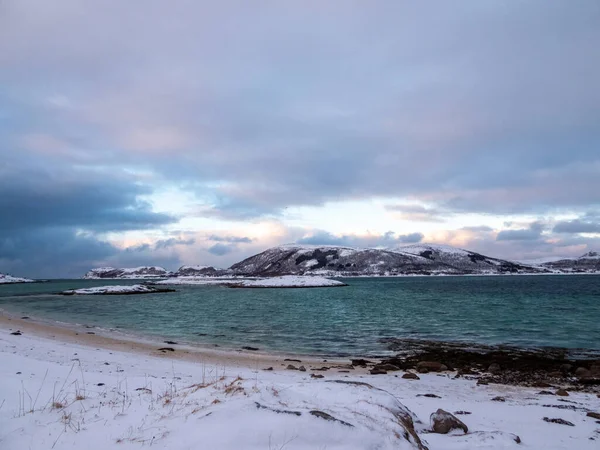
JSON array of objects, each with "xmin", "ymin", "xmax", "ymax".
[
  {"xmin": 496, "ymin": 221, "xmax": 545, "ymax": 242},
  {"xmin": 553, "ymin": 219, "xmax": 600, "ymax": 234},
  {"xmin": 208, "ymin": 243, "xmax": 236, "ymax": 256}
]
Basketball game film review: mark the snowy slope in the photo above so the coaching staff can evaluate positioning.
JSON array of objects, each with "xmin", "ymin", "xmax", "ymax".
[
  {"xmin": 540, "ymin": 251, "xmax": 600, "ymax": 273},
  {"xmin": 174, "ymin": 265, "xmax": 224, "ymax": 277},
  {"xmin": 2, "ymin": 328, "xmax": 599, "ymax": 450},
  {"xmin": 0, "ymin": 273, "xmax": 35, "ymax": 284},
  {"xmin": 395, "ymin": 244, "xmax": 541, "ymax": 274}
]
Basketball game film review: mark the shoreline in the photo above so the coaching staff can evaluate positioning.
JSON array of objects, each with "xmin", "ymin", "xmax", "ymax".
[{"xmin": 0, "ymin": 311, "xmax": 358, "ymax": 373}]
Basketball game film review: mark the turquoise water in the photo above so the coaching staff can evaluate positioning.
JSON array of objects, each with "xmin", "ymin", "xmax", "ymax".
[{"xmin": 1, "ymin": 276, "xmax": 599, "ymax": 356}]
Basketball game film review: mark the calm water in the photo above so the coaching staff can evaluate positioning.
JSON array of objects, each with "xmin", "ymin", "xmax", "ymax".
[{"xmin": 1, "ymin": 276, "xmax": 599, "ymax": 356}]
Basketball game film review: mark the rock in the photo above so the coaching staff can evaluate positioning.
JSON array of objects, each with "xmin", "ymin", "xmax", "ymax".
[
  {"xmin": 311, "ymin": 374, "xmax": 324, "ymax": 379},
  {"xmin": 374, "ymin": 363, "xmax": 400, "ymax": 372},
  {"xmin": 543, "ymin": 417, "xmax": 574, "ymax": 426},
  {"xmin": 164, "ymin": 340, "xmax": 178, "ymax": 345},
  {"xmin": 417, "ymin": 361, "xmax": 448, "ymax": 372},
  {"xmin": 10, "ymin": 331, "xmax": 22, "ymax": 336},
  {"xmin": 286, "ymin": 365, "xmax": 298, "ymax": 370},
  {"xmin": 575, "ymin": 367, "xmax": 591, "ymax": 378},
  {"xmin": 298, "ymin": 366, "xmax": 307, "ymax": 372},
  {"xmin": 158, "ymin": 347, "xmax": 175, "ymax": 352},
  {"xmin": 402, "ymin": 372, "xmax": 420, "ymax": 380},
  {"xmin": 242, "ymin": 346, "xmax": 259, "ymax": 351},
  {"xmin": 560, "ymin": 363, "xmax": 573, "ymax": 373},
  {"xmin": 309, "ymin": 410, "xmax": 354, "ymax": 427},
  {"xmin": 284, "ymin": 358, "xmax": 302, "ymax": 363},
  {"xmin": 350, "ymin": 359, "xmax": 372, "ymax": 367},
  {"xmin": 430, "ymin": 409, "xmax": 468, "ymax": 434},
  {"xmin": 549, "ymin": 371, "xmax": 562, "ymax": 377},
  {"xmin": 97, "ymin": 383, "xmax": 105, "ymax": 386},
  {"xmin": 477, "ymin": 379, "xmax": 489, "ymax": 386},
  {"xmin": 587, "ymin": 412, "xmax": 600, "ymax": 420},
  {"xmin": 538, "ymin": 390, "xmax": 554, "ymax": 395},
  {"xmin": 370, "ymin": 368, "xmax": 387, "ymax": 375},
  {"xmin": 417, "ymin": 366, "xmax": 429, "ymax": 374},
  {"xmin": 264, "ymin": 367, "xmax": 273, "ymax": 371},
  {"xmin": 532, "ymin": 381, "xmax": 553, "ymax": 388},
  {"xmin": 454, "ymin": 411, "xmax": 472, "ymax": 415},
  {"xmin": 488, "ymin": 363, "xmax": 501, "ymax": 374},
  {"xmin": 418, "ymin": 393, "xmax": 441, "ymax": 398},
  {"xmin": 491, "ymin": 396, "xmax": 506, "ymax": 402},
  {"xmin": 555, "ymin": 389, "xmax": 569, "ymax": 397}
]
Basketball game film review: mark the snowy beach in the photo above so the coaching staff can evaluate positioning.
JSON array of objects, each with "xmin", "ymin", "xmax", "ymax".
[{"xmin": 1, "ymin": 314, "xmax": 599, "ymax": 449}]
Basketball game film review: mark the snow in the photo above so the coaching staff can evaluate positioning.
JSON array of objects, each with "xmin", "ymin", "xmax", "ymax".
[
  {"xmin": 83, "ymin": 267, "xmax": 171, "ymax": 279},
  {"xmin": 0, "ymin": 273, "xmax": 35, "ymax": 284},
  {"xmin": 61, "ymin": 285, "xmax": 167, "ymax": 295},
  {"xmin": 397, "ymin": 243, "xmax": 472, "ymax": 257},
  {"xmin": 234, "ymin": 275, "xmax": 346, "ymax": 288},
  {"xmin": 1, "ymin": 327, "xmax": 599, "ymax": 450},
  {"xmin": 155, "ymin": 276, "xmax": 345, "ymax": 288}
]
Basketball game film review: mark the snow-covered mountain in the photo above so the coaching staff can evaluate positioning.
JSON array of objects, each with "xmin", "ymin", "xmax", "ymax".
[
  {"xmin": 173, "ymin": 265, "xmax": 224, "ymax": 277},
  {"xmin": 539, "ymin": 251, "xmax": 600, "ymax": 273},
  {"xmin": 229, "ymin": 243, "xmax": 538, "ymax": 276},
  {"xmin": 395, "ymin": 244, "xmax": 536, "ymax": 274},
  {"xmin": 0, "ymin": 273, "xmax": 35, "ymax": 284},
  {"xmin": 82, "ymin": 266, "xmax": 172, "ymax": 279}
]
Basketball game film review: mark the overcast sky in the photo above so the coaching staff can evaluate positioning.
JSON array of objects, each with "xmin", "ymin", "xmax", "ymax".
[{"xmin": 1, "ymin": 1, "xmax": 600, "ymax": 277}]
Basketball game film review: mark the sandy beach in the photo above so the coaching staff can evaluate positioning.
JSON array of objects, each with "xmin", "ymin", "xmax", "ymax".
[{"xmin": 1, "ymin": 313, "xmax": 600, "ymax": 449}]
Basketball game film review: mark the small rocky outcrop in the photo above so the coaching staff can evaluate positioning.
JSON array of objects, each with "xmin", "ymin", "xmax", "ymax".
[
  {"xmin": 430, "ymin": 409, "xmax": 469, "ymax": 434},
  {"xmin": 417, "ymin": 361, "xmax": 448, "ymax": 373}
]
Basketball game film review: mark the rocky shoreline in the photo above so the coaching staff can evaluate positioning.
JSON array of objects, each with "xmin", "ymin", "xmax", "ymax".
[{"xmin": 354, "ymin": 338, "xmax": 600, "ymax": 393}]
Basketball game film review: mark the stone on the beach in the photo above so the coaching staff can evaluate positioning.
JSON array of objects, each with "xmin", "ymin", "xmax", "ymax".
[
  {"xmin": 311, "ymin": 374, "xmax": 324, "ymax": 379},
  {"xmin": 491, "ymin": 396, "xmax": 506, "ymax": 402},
  {"xmin": 488, "ymin": 363, "xmax": 501, "ymax": 374},
  {"xmin": 350, "ymin": 359, "xmax": 372, "ymax": 367},
  {"xmin": 416, "ymin": 361, "xmax": 447, "ymax": 373},
  {"xmin": 374, "ymin": 363, "xmax": 401, "ymax": 372},
  {"xmin": 555, "ymin": 388, "xmax": 569, "ymax": 396},
  {"xmin": 575, "ymin": 367, "xmax": 591, "ymax": 378},
  {"xmin": 298, "ymin": 366, "xmax": 307, "ymax": 372},
  {"xmin": 586, "ymin": 412, "xmax": 600, "ymax": 420},
  {"xmin": 402, "ymin": 372, "xmax": 420, "ymax": 380},
  {"xmin": 560, "ymin": 363, "xmax": 573, "ymax": 374},
  {"xmin": 286, "ymin": 364, "xmax": 298, "ymax": 370},
  {"xmin": 430, "ymin": 408, "xmax": 468, "ymax": 434},
  {"xmin": 370, "ymin": 368, "xmax": 387, "ymax": 375}
]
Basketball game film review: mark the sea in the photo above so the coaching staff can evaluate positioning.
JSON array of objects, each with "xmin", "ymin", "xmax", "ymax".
[{"xmin": 1, "ymin": 275, "xmax": 599, "ymax": 357}]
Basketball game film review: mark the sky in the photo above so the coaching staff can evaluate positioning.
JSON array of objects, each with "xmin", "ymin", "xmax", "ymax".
[{"xmin": 1, "ymin": 0, "xmax": 600, "ymax": 278}]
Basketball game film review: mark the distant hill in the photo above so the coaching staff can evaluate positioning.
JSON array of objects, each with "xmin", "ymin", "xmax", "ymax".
[
  {"xmin": 82, "ymin": 266, "xmax": 172, "ymax": 279},
  {"xmin": 538, "ymin": 251, "xmax": 600, "ymax": 273}
]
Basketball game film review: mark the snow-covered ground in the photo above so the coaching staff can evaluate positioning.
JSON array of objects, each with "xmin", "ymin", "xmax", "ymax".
[
  {"xmin": 61, "ymin": 285, "xmax": 171, "ymax": 295},
  {"xmin": 156, "ymin": 275, "xmax": 346, "ymax": 288},
  {"xmin": 0, "ymin": 273, "xmax": 35, "ymax": 284},
  {"xmin": 233, "ymin": 275, "xmax": 347, "ymax": 288},
  {"xmin": 1, "ymin": 321, "xmax": 599, "ymax": 449},
  {"xmin": 82, "ymin": 267, "xmax": 171, "ymax": 279}
]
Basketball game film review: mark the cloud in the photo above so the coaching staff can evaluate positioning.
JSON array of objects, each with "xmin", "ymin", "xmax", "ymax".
[
  {"xmin": 496, "ymin": 222, "xmax": 545, "ymax": 241},
  {"xmin": 296, "ymin": 230, "xmax": 423, "ymax": 247},
  {"xmin": 208, "ymin": 243, "xmax": 236, "ymax": 256},
  {"xmin": 553, "ymin": 219, "xmax": 600, "ymax": 234},
  {"xmin": 385, "ymin": 204, "xmax": 448, "ymax": 223},
  {"xmin": 208, "ymin": 235, "xmax": 253, "ymax": 243}
]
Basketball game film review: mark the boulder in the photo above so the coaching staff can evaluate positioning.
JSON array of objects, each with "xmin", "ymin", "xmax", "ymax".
[
  {"xmin": 402, "ymin": 372, "xmax": 420, "ymax": 380},
  {"xmin": 555, "ymin": 389, "xmax": 569, "ymax": 397},
  {"xmin": 417, "ymin": 361, "xmax": 448, "ymax": 373},
  {"xmin": 430, "ymin": 409, "xmax": 468, "ymax": 434},
  {"xmin": 575, "ymin": 367, "xmax": 591, "ymax": 378},
  {"xmin": 559, "ymin": 363, "xmax": 573, "ymax": 374},
  {"xmin": 370, "ymin": 368, "xmax": 388, "ymax": 375},
  {"xmin": 488, "ymin": 363, "xmax": 501, "ymax": 374},
  {"xmin": 374, "ymin": 363, "xmax": 401, "ymax": 372},
  {"xmin": 586, "ymin": 412, "xmax": 600, "ymax": 420}
]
